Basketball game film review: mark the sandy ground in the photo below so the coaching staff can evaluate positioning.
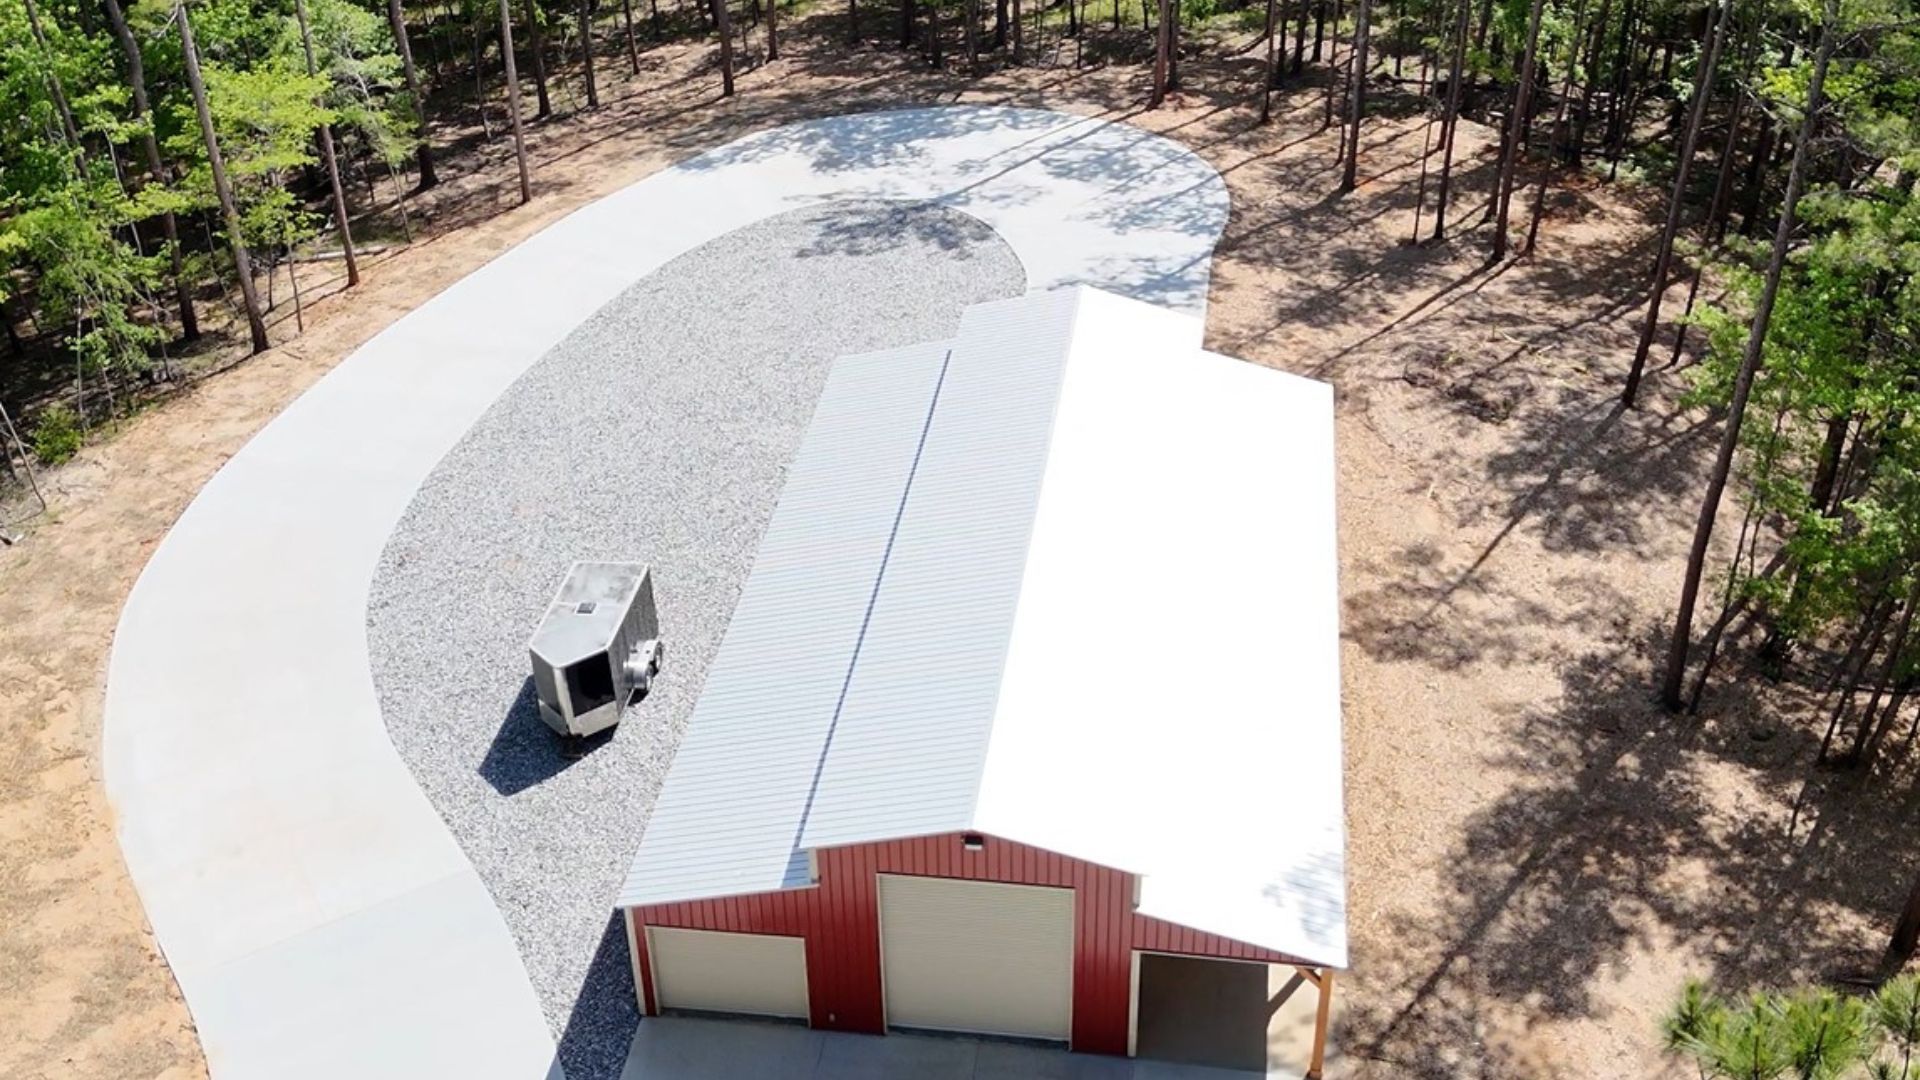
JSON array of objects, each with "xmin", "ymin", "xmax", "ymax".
[{"xmin": 4, "ymin": 10, "xmax": 1905, "ymax": 1079}]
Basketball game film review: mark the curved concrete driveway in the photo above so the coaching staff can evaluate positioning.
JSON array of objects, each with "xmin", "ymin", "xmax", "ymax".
[{"xmin": 104, "ymin": 106, "xmax": 1228, "ymax": 1080}]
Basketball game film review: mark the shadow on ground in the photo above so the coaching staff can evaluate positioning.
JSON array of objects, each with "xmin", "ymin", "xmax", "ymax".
[
  {"xmin": 557, "ymin": 913, "xmax": 642, "ymax": 1080},
  {"xmin": 478, "ymin": 678, "xmax": 618, "ymax": 796}
]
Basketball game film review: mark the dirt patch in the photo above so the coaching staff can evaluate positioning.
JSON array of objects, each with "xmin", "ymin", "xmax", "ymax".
[{"xmin": 0, "ymin": 11, "xmax": 1884, "ymax": 1079}]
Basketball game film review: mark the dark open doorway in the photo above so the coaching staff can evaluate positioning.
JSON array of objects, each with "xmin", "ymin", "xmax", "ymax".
[{"xmin": 1134, "ymin": 953, "xmax": 1307, "ymax": 1073}]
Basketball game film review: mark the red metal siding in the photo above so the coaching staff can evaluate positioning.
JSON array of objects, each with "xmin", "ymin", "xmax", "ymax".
[{"xmin": 627, "ymin": 832, "xmax": 1309, "ymax": 1056}]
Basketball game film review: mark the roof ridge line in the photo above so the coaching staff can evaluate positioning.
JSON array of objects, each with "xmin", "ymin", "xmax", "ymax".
[
  {"xmin": 955, "ymin": 286, "xmax": 1086, "ymax": 833},
  {"xmin": 781, "ymin": 345, "xmax": 958, "ymax": 873}
]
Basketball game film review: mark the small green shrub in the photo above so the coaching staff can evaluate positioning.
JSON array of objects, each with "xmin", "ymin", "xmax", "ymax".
[{"xmin": 32, "ymin": 404, "xmax": 83, "ymax": 466}]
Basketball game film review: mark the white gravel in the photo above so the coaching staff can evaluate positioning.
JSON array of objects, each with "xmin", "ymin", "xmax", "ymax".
[{"xmin": 366, "ymin": 200, "xmax": 1023, "ymax": 1079}]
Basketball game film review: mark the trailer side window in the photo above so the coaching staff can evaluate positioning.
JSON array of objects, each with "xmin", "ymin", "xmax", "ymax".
[{"xmin": 565, "ymin": 656, "xmax": 617, "ymax": 715}]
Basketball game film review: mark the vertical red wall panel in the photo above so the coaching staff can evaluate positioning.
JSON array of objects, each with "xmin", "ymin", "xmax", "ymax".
[{"xmin": 627, "ymin": 832, "xmax": 1312, "ymax": 1055}]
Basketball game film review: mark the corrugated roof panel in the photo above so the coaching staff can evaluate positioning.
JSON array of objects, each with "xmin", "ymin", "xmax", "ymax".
[
  {"xmin": 796, "ymin": 290, "xmax": 1085, "ymax": 853},
  {"xmin": 617, "ymin": 340, "xmax": 951, "ymax": 908}
]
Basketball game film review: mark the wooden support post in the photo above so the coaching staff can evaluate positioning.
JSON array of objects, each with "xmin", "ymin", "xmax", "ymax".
[{"xmin": 1308, "ymin": 968, "xmax": 1334, "ymax": 1078}]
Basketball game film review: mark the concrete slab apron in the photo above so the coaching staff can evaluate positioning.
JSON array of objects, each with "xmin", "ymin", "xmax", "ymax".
[{"xmin": 103, "ymin": 105, "xmax": 1228, "ymax": 1080}]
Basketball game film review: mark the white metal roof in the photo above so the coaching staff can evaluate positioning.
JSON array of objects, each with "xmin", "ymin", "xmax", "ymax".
[
  {"xmin": 618, "ymin": 338, "xmax": 952, "ymax": 903},
  {"xmin": 620, "ymin": 287, "xmax": 1346, "ymax": 968}
]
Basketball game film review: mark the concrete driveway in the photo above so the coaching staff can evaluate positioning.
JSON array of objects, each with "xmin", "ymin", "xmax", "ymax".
[
  {"xmin": 618, "ymin": 1016, "xmax": 1305, "ymax": 1080},
  {"xmin": 105, "ymin": 105, "xmax": 1229, "ymax": 1080}
]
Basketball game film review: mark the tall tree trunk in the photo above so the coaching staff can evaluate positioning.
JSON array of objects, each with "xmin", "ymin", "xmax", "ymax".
[
  {"xmin": 1889, "ymin": 863, "xmax": 1920, "ymax": 967},
  {"xmin": 1150, "ymin": 0, "xmax": 1173, "ymax": 105},
  {"xmin": 1735, "ymin": 39, "xmax": 1788, "ymax": 236},
  {"xmin": 1490, "ymin": 0, "xmax": 1547, "ymax": 260},
  {"xmin": 177, "ymin": 1, "xmax": 269, "ymax": 354},
  {"xmin": 1809, "ymin": 411, "xmax": 1852, "ymax": 514},
  {"xmin": 623, "ymin": 0, "xmax": 643, "ymax": 69},
  {"xmin": 1011, "ymin": 0, "xmax": 1022, "ymax": 60},
  {"xmin": 23, "ymin": 0, "xmax": 84, "ymax": 163},
  {"xmin": 1525, "ymin": 0, "xmax": 1586, "ymax": 254},
  {"xmin": 287, "ymin": 247, "xmax": 305, "ymax": 331},
  {"xmin": 387, "ymin": 0, "xmax": 440, "ymax": 187},
  {"xmin": 1430, "ymin": 0, "xmax": 1469, "ymax": 241},
  {"xmin": 295, "ymin": 0, "xmax": 361, "ymax": 287},
  {"xmin": 104, "ymin": 0, "xmax": 198, "ymax": 339},
  {"xmin": 578, "ymin": 0, "xmax": 600, "ymax": 105},
  {"xmin": 1703, "ymin": 17, "xmax": 1761, "ymax": 243},
  {"xmin": 1603, "ymin": 0, "xmax": 1637, "ymax": 174},
  {"xmin": 524, "ymin": 0, "xmax": 552, "ymax": 116},
  {"xmin": 1849, "ymin": 588, "xmax": 1920, "ymax": 763},
  {"xmin": 385, "ymin": 0, "xmax": 439, "ymax": 186},
  {"xmin": 1167, "ymin": 0, "xmax": 1180, "ymax": 89},
  {"xmin": 1411, "ymin": 48, "xmax": 1436, "ymax": 241},
  {"xmin": 900, "ymin": 0, "xmax": 915, "ymax": 46},
  {"xmin": 1290, "ymin": 0, "xmax": 1307, "ymax": 73},
  {"xmin": 0, "ymin": 400, "xmax": 47, "ymax": 513},
  {"xmin": 1622, "ymin": 0, "xmax": 1730, "ymax": 406},
  {"xmin": 714, "ymin": 0, "xmax": 736, "ymax": 91},
  {"xmin": 500, "ymin": 0, "xmax": 533, "ymax": 202},
  {"xmin": 1818, "ymin": 593, "xmax": 1898, "ymax": 762},
  {"xmin": 1322, "ymin": 0, "xmax": 1339, "ymax": 131},
  {"xmin": 1340, "ymin": 0, "xmax": 1372, "ymax": 191},
  {"xmin": 1569, "ymin": 0, "xmax": 1612, "ymax": 164},
  {"xmin": 1260, "ymin": 0, "xmax": 1280, "ymax": 121},
  {"xmin": 1389, "ymin": 0, "xmax": 1401, "ymax": 78},
  {"xmin": 963, "ymin": 0, "xmax": 980, "ymax": 73},
  {"xmin": 468, "ymin": 5, "xmax": 493, "ymax": 140},
  {"xmin": 1660, "ymin": 0, "xmax": 1836, "ymax": 710}
]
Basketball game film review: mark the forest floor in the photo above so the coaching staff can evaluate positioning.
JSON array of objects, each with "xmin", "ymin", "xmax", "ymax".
[{"xmin": 2, "ymin": 8, "xmax": 1908, "ymax": 1079}]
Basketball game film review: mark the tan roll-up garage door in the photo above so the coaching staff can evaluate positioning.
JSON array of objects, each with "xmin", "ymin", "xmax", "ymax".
[
  {"xmin": 647, "ymin": 927, "xmax": 809, "ymax": 1019},
  {"xmin": 878, "ymin": 874, "xmax": 1074, "ymax": 1040}
]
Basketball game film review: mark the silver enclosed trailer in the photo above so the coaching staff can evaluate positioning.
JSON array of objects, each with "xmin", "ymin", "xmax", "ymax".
[{"xmin": 528, "ymin": 561, "xmax": 663, "ymax": 737}]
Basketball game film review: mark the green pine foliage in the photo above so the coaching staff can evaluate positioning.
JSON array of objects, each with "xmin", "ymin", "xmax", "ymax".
[{"xmin": 1667, "ymin": 977, "xmax": 1920, "ymax": 1080}]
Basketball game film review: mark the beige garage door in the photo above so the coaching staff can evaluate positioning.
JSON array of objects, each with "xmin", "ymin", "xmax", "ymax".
[
  {"xmin": 648, "ymin": 927, "xmax": 809, "ymax": 1019},
  {"xmin": 878, "ymin": 874, "xmax": 1074, "ymax": 1040}
]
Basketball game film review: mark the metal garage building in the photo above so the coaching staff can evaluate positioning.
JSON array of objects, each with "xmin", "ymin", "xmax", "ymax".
[{"xmin": 618, "ymin": 286, "xmax": 1346, "ymax": 1071}]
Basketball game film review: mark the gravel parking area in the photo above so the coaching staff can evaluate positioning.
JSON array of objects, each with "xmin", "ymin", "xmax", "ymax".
[{"xmin": 366, "ymin": 200, "xmax": 1023, "ymax": 1078}]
